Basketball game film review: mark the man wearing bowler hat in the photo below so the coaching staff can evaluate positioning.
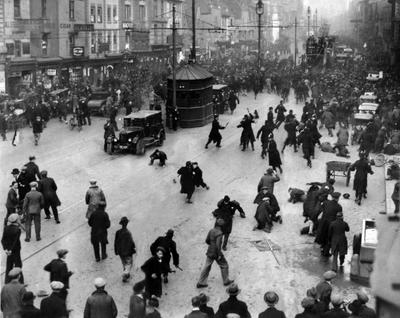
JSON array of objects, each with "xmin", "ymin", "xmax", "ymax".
[
  {"xmin": 328, "ymin": 212, "xmax": 350, "ymax": 272},
  {"xmin": 40, "ymin": 281, "xmax": 68, "ymax": 318},
  {"xmin": 215, "ymin": 284, "xmax": 251, "ymax": 318},
  {"xmin": 114, "ymin": 216, "xmax": 136, "ymax": 282},
  {"xmin": 1, "ymin": 214, "xmax": 24, "ymax": 284},
  {"xmin": 43, "ymin": 249, "xmax": 73, "ymax": 300},
  {"xmin": 23, "ymin": 181, "xmax": 44, "ymax": 242},
  {"xmin": 5, "ymin": 181, "xmax": 19, "ymax": 224},
  {"xmin": 150, "ymin": 229, "xmax": 180, "ymax": 283},
  {"xmin": 258, "ymin": 291, "xmax": 286, "ymax": 318},
  {"xmin": 197, "ymin": 218, "xmax": 234, "ymax": 288}
]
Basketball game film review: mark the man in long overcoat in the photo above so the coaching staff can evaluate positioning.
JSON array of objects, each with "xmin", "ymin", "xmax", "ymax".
[
  {"xmin": 38, "ymin": 170, "xmax": 61, "ymax": 223},
  {"xmin": 315, "ymin": 192, "xmax": 342, "ymax": 257},
  {"xmin": 141, "ymin": 247, "xmax": 167, "ymax": 298},
  {"xmin": 1, "ymin": 268, "xmax": 26, "ymax": 317},
  {"xmin": 2, "ymin": 214, "xmax": 23, "ymax": 284},
  {"xmin": 228, "ymin": 90, "xmax": 239, "ymax": 114},
  {"xmin": 349, "ymin": 152, "xmax": 374, "ymax": 205},
  {"xmin": 85, "ymin": 180, "xmax": 106, "ymax": 219},
  {"xmin": 24, "ymin": 156, "xmax": 40, "ymax": 184},
  {"xmin": 5, "ymin": 181, "xmax": 19, "ymax": 224},
  {"xmin": 205, "ymin": 115, "xmax": 225, "ymax": 149},
  {"xmin": 257, "ymin": 120, "xmax": 275, "ymax": 159},
  {"xmin": 177, "ymin": 162, "xmax": 195, "ymax": 203},
  {"xmin": 328, "ymin": 212, "xmax": 349, "ymax": 272},
  {"xmin": 237, "ymin": 114, "xmax": 255, "ymax": 151},
  {"xmin": 88, "ymin": 202, "xmax": 110, "ymax": 262}
]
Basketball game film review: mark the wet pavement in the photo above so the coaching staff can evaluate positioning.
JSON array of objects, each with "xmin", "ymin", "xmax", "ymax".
[{"xmin": 0, "ymin": 90, "xmax": 384, "ymax": 317}]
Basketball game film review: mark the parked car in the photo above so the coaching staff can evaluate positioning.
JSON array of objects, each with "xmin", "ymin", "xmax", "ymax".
[
  {"xmin": 87, "ymin": 90, "xmax": 109, "ymax": 116},
  {"xmin": 106, "ymin": 110, "xmax": 165, "ymax": 155}
]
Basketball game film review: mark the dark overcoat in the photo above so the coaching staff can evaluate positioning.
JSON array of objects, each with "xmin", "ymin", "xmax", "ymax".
[
  {"xmin": 43, "ymin": 258, "xmax": 72, "ymax": 288},
  {"xmin": 259, "ymin": 307, "xmax": 287, "ymax": 318},
  {"xmin": 114, "ymin": 228, "xmax": 136, "ymax": 257},
  {"xmin": 267, "ymin": 140, "xmax": 282, "ymax": 167},
  {"xmin": 40, "ymin": 292, "xmax": 68, "ymax": 318},
  {"xmin": 177, "ymin": 166, "xmax": 195, "ymax": 194},
  {"xmin": 88, "ymin": 209, "xmax": 110, "ymax": 244},
  {"xmin": 350, "ymin": 159, "xmax": 373, "ymax": 194},
  {"xmin": 253, "ymin": 192, "xmax": 280, "ymax": 213},
  {"xmin": 315, "ymin": 200, "xmax": 342, "ymax": 246},
  {"xmin": 208, "ymin": 119, "xmax": 224, "ymax": 143},
  {"xmin": 141, "ymin": 256, "xmax": 166, "ymax": 298},
  {"xmin": 215, "ymin": 296, "xmax": 251, "ymax": 318},
  {"xmin": 38, "ymin": 177, "xmax": 61, "ymax": 207},
  {"xmin": 328, "ymin": 219, "xmax": 349, "ymax": 255}
]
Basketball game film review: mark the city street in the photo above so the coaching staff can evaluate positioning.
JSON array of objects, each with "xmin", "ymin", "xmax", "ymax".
[{"xmin": 0, "ymin": 90, "xmax": 385, "ymax": 317}]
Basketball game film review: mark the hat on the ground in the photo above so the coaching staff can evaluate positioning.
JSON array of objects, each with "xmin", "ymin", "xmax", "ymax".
[
  {"xmin": 22, "ymin": 291, "xmax": 36, "ymax": 302},
  {"xmin": 343, "ymin": 193, "xmax": 350, "ymax": 199},
  {"xmin": 11, "ymin": 168, "xmax": 20, "ymax": 175},
  {"xmin": 323, "ymin": 270, "xmax": 336, "ymax": 280},
  {"xmin": 264, "ymin": 291, "xmax": 279, "ymax": 305},
  {"xmin": 56, "ymin": 249, "xmax": 69, "ymax": 258},
  {"xmin": 330, "ymin": 293, "xmax": 344, "ymax": 306},
  {"xmin": 166, "ymin": 229, "xmax": 174, "ymax": 236},
  {"xmin": 8, "ymin": 267, "xmax": 22, "ymax": 278},
  {"xmin": 29, "ymin": 156, "xmax": 36, "ymax": 160},
  {"xmin": 8, "ymin": 213, "xmax": 19, "ymax": 224},
  {"xmin": 356, "ymin": 290, "xmax": 369, "ymax": 303},
  {"xmin": 50, "ymin": 281, "xmax": 64, "ymax": 290},
  {"xmin": 331, "ymin": 192, "xmax": 341, "ymax": 199},
  {"xmin": 191, "ymin": 295, "xmax": 202, "ymax": 308},
  {"xmin": 94, "ymin": 277, "xmax": 106, "ymax": 288},
  {"xmin": 301, "ymin": 297, "xmax": 315, "ymax": 308},
  {"xmin": 198, "ymin": 293, "xmax": 210, "ymax": 304},
  {"xmin": 89, "ymin": 179, "xmax": 97, "ymax": 185},
  {"xmin": 226, "ymin": 283, "xmax": 240, "ymax": 296},
  {"xmin": 29, "ymin": 181, "xmax": 38, "ymax": 188},
  {"xmin": 119, "ymin": 216, "xmax": 129, "ymax": 225}
]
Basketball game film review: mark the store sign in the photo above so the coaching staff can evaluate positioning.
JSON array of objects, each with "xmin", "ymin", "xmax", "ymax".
[
  {"xmin": 60, "ymin": 23, "xmax": 72, "ymax": 29},
  {"xmin": 74, "ymin": 24, "xmax": 94, "ymax": 32},
  {"xmin": 47, "ymin": 69, "xmax": 57, "ymax": 76},
  {"xmin": 72, "ymin": 46, "xmax": 85, "ymax": 57},
  {"xmin": 122, "ymin": 23, "xmax": 133, "ymax": 29},
  {"xmin": 8, "ymin": 72, "xmax": 22, "ymax": 78}
]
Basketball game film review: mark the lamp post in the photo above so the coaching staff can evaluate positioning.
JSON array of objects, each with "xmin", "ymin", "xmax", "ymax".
[
  {"xmin": 256, "ymin": 0, "xmax": 264, "ymax": 68},
  {"xmin": 307, "ymin": 6, "xmax": 311, "ymax": 37}
]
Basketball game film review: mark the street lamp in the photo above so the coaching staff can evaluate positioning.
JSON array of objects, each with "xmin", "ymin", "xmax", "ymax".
[
  {"xmin": 256, "ymin": 0, "xmax": 264, "ymax": 67},
  {"xmin": 307, "ymin": 6, "xmax": 311, "ymax": 37}
]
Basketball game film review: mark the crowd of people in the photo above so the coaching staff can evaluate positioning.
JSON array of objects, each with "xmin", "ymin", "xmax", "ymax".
[{"xmin": 3, "ymin": 49, "xmax": 398, "ymax": 317}]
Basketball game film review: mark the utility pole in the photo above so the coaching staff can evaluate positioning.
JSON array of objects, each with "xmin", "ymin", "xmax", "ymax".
[
  {"xmin": 191, "ymin": 0, "xmax": 196, "ymax": 63},
  {"xmin": 294, "ymin": 16, "xmax": 297, "ymax": 66},
  {"xmin": 307, "ymin": 6, "xmax": 311, "ymax": 37},
  {"xmin": 314, "ymin": 9, "xmax": 318, "ymax": 36},
  {"xmin": 172, "ymin": 4, "xmax": 177, "ymax": 109}
]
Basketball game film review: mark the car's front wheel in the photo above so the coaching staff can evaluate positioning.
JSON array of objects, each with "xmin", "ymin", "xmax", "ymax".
[{"xmin": 136, "ymin": 139, "xmax": 146, "ymax": 155}]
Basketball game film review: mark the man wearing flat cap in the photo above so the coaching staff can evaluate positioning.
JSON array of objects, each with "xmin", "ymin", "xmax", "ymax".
[
  {"xmin": 40, "ymin": 281, "xmax": 68, "ymax": 318},
  {"xmin": 84, "ymin": 278, "xmax": 118, "ymax": 318},
  {"xmin": 43, "ymin": 249, "xmax": 73, "ymax": 300},
  {"xmin": 197, "ymin": 219, "xmax": 234, "ymax": 288},
  {"xmin": 0, "ymin": 267, "xmax": 26, "ymax": 317},
  {"xmin": 114, "ymin": 216, "xmax": 136, "ymax": 282},
  {"xmin": 316, "ymin": 271, "xmax": 336, "ymax": 300},
  {"xmin": 184, "ymin": 296, "xmax": 208, "ymax": 318},
  {"xmin": 85, "ymin": 179, "xmax": 106, "ymax": 219},
  {"xmin": 38, "ymin": 170, "xmax": 61, "ymax": 223},
  {"xmin": 258, "ymin": 291, "xmax": 286, "ymax": 318},
  {"xmin": 328, "ymin": 212, "xmax": 350, "ymax": 272},
  {"xmin": 19, "ymin": 291, "xmax": 41, "ymax": 318},
  {"xmin": 88, "ymin": 201, "xmax": 110, "ymax": 262},
  {"xmin": 356, "ymin": 291, "xmax": 376, "ymax": 318},
  {"xmin": 22, "ymin": 181, "xmax": 44, "ymax": 242},
  {"xmin": 315, "ymin": 192, "xmax": 343, "ymax": 257},
  {"xmin": 24, "ymin": 156, "xmax": 41, "ymax": 184},
  {"xmin": 150, "ymin": 229, "xmax": 180, "ymax": 283},
  {"xmin": 295, "ymin": 297, "xmax": 316, "ymax": 318},
  {"xmin": 322, "ymin": 293, "xmax": 348, "ymax": 318},
  {"xmin": 2, "ymin": 214, "xmax": 24, "ymax": 284},
  {"xmin": 215, "ymin": 284, "xmax": 251, "ymax": 318}
]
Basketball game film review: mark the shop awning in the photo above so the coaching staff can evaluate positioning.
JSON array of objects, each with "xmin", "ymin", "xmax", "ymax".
[
  {"xmin": 8, "ymin": 58, "xmax": 36, "ymax": 73},
  {"xmin": 37, "ymin": 57, "xmax": 63, "ymax": 68}
]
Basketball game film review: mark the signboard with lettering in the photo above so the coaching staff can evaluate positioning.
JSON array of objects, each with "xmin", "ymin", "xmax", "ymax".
[
  {"xmin": 74, "ymin": 24, "xmax": 94, "ymax": 32},
  {"xmin": 122, "ymin": 23, "xmax": 133, "ymax": 29},
  {"xmin": 72, "ymin": 46, "xmax": 85, "ymax": 57},
  {"xmin": 47, "ymin": 69, "xmax": 57, "ymax": 76}
]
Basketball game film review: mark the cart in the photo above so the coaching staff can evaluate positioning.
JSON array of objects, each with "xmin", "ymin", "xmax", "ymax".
[{"xmin": 326, "ymin": 161, "xmax": 352, "ymax": 186}]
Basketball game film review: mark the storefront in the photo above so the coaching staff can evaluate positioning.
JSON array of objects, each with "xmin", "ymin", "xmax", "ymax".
[
  {"xmin": 7, "ymin": 58, "xmax": 36, "ymax": 98},
  {"xmin": 36, "ymin": 57, "xmax": 63, "ymax": 91}
]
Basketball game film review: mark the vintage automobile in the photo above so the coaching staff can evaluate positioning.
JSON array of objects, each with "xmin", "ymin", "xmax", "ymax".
[
  {"xmin": 106, "ymin": 110, "xmax": 165, "ymax": 155},
  {"xmin": 87, "ymin": 90, "xmax": 109, "ymax": 116}
]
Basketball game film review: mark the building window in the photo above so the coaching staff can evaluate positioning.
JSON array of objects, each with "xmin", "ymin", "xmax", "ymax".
[
  {"xmin": 113, "ymin": 32, "xmax": 117, "ymax": 45},
  {"xmin": 90, "ymin": 5, "xmax": 96, "ymax": 23},
  {"xmin": 161, "ymin": 0, "xmax": 164, "ymax": 15},
  {"xmin": 41, "ymin": 34, "xmax": 48, "ymax": 55},
  {"xmin": 153, "ymin": 0, "xmax": 158, "ymax": 18},
  {"xmin": 107, "ymin": 5, "xmax": 111, "ymax": 23},
  {"xmin": 15, "ymin": 40, "xmax": 21, "ymax": 57},
  {"xmin": 97, "ymin": 5, "xmax": 103, "ymax": 23},
  {"xmin": 41, "ymin": 0, "xmax": 47, "ymax": 18},
  {"xmin": 139, "ymin": 5, "xmax": 145, "ymax": 21},
  {"xmin": 22, "ymin": 42, "xmax": 30, "ymax": 55},
  {"xmin": 69, "ymin": 34, "xmax": 75, "ymax": 55},
  {"xmin": 107, "ymin": 32, "xmax": 111, "ymax": 45},
  {"xmin": 69, "ymin": 0, "xmax": 75, "ymax": 20},
  {"xmin": 91, "ymin": 32, "xmax": 96, "ymax": 53},
  {"xmin": 6, "ymin": 43, "xmax": 15, "ymax": 55},
  {"xmin": 113, "ymin": 5, "xmax": 118, "ymax": 22},
  {"xmin": 14, "ymin": 0, "xmax": 21, "ymax": 18},
  {"xmin": 124, "ymin": 4, "xmax": 131, "ymax": 21},
  {"xmin": 125, "ymin": 31, "xmax": 131, "ymax": 49}
]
